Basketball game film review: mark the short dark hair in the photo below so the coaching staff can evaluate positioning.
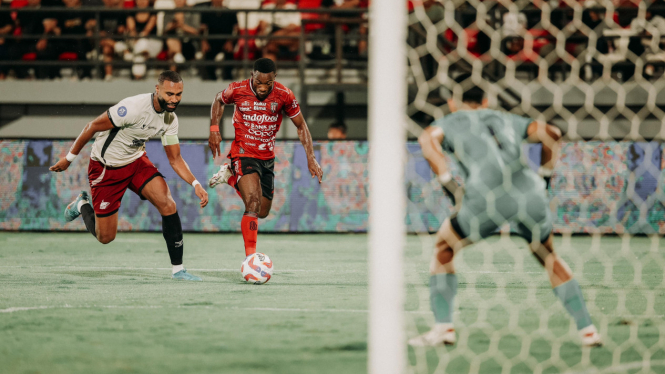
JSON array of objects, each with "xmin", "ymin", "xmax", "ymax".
[
  {"xmin": 253, "ymin": 58, "xmax": 276, "ymax": 74},
  {"xmin": 158, "ymin": 70, "xmax": 182, "ymax": 84},
  {"xmin": 454, "ymin": 73, "xmax": 484, "ymax": 104},
  {"xmin": 328, "ymin": 122, "xmax": 347, "ymax": 134}
]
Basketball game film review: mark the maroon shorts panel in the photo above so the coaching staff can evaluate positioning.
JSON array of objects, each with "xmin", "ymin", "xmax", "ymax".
[
  {"xmin": 127, "ymin": 155, "xmax": 162, "ymax": 199},
  {"xmin": 88, "ymin": 153, "xmax": 161, "ymax": 217}
]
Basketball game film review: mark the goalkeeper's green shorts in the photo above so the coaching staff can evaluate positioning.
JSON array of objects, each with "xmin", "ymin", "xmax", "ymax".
[{"xmin": 451, "ymin": 170, "xmax": 553, "ymax": 244}]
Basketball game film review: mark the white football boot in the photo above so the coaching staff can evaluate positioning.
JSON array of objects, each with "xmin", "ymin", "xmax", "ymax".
[
  {"xmin": 408, "ymin": 323, "xmax": 456, "ymax": 347},
  {"xmin": 209, "ymin": 163, "xmax": 233, "ymax": 188},
  {"xmin": 579, "ymin": 325, "xmax": 603, "ymax": 347}
]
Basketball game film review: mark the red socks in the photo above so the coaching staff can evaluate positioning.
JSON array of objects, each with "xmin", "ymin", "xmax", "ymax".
[{"xmin": 241, "ymin": 212, "xmax": 258, "ymax": 256}]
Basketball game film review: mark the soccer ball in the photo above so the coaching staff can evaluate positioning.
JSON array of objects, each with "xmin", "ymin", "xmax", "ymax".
[{"xmin": 241, "ymin": 252, "xmax": 273, "ymax": 284}]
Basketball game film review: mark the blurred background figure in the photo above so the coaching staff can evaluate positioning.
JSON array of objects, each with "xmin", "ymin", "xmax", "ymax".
[
  {"xmin": 10, "ymin": 0, "xmax": 60, "ymax": 79},
  {"xmin": 58, "ymin": 0, "xmax": 94, "ymax": 80},
  {"xmin": 199, "ymin": 0, "xmax": 236, "ymax": 80},
  {"xmin": 0, "ymin": 2, "xmax": 14, "ymax": 80},
  {"xmin": 327, "ymin": 122, "xmax": 347, "ymax": 139},
  {"xmin": 260, "ymin": 0, "xmax": 301, "ymax": 61},
  {"xmin": 163, "ymin": 0, "xmax": 200, "ymax": 72},
  {"xmin": 126, "ymin": 0, "xmax": 159, "ymax": 80},
  {"xmin": 95, "ymin": 0, "xmax": 128, "ymax": 80}
]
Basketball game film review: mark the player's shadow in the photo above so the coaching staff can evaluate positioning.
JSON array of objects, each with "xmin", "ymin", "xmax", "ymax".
[{"xmin": 197, "ymin": 270, "xmax": 244, "ymax": 283}]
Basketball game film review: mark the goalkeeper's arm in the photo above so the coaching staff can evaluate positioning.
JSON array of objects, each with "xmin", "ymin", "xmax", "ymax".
[
  {"xmin": 418, "ymin": 126, "xmax": 462, "ymax": 205},
  {"xmin": 526, "ymin": 122, "xmax": 562, "ymax": 189}
]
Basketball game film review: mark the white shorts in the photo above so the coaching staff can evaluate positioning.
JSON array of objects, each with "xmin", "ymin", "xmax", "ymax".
[{"xmin": 133, "ymin": 38, "xmax": 163, "ymax": 58}]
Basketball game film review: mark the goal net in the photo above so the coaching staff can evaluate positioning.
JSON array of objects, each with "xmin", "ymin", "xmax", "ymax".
[{"xmin": 401, "ymin": 1, "xmax": 665, "ymax": 373}]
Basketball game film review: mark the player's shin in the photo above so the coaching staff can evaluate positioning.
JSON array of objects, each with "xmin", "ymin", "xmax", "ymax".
[
  {"xmin": 241, "ymin": 212, "xmax": 258, "ymax": 257},
  {"xmin": 553, "ymin": 278, "xmax": 594, "ymax": 330},
  {"xmin": 162, "ymin": 211, "xmax": 184, "ymax": 271},
  {"xmin": 430, "ymin": 272, "xmax": 458, "ymax": 324},
  {"xmin": 80, "ymin": 203, "xmax": 97, "ymax": 238}
]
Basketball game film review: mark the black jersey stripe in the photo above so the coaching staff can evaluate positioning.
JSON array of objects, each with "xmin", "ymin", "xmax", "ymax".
[
  {"xmin": 107, "ymin": 109, "xmax": 119, "ymax": 128},
  {"xmin": 100, "ymin": 127, "xmax": 120, "ymax": 164}
]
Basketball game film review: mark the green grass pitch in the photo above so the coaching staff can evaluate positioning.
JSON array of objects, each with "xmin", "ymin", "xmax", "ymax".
[{"xmin": 1, "ymin": 232, "xmax": 664, "ymax": 374}]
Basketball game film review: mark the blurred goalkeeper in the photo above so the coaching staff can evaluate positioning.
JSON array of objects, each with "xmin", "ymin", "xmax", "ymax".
[{"xmin": 409, "ymin": 74, "xmax": 602, "ymax": 348}]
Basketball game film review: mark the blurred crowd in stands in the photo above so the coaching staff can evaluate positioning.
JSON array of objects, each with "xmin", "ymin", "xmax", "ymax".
[
  {"xmin": 410, "ymin": 0, "xmax": 665, "ymax": 81},
  {"xmin": 2, "ymin": 0, "xmax": 665, "ymax": 81},
  {"xmin": 0, "ymin": 0, "xmax": 368, "ymax": 80}
]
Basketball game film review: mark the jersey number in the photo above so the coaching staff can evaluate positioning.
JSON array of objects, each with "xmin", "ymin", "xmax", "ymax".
[{"xmin": 259, "ymin": 141, "xmax": 274, "ymax": 152}]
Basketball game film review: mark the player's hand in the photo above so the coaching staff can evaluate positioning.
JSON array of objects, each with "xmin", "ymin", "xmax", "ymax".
[
  {"xmin": 49, "ymin": 157, "xmax": 71, "ymax": 173},
  {"xmin": 195, "ymin": 184, "xmax": 208, "ymax": 208},
  {"xmin": 208, "ymin": 131, "xmax": 222, "ymax": 158},
  {"xmin": 308, "ymin": 157, "xmax": 323, "ymax": 183}
]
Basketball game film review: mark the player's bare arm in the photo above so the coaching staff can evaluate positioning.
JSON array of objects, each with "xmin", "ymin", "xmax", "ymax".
[
  {"xmin": 418, "ymin": 126, "xmax": 462, "ymax": 204},
  {"xmin": 291, "ymin": 113, "xmax": 323, "ymax": 183},
  {"xmin": 48, "ymin": 112, "xmax": 115, "ymax": 173},
  {"xmin": 164, "ymin": 144, "xmax": 209, "ymax": 208},
  {"xmin": 418, "ymin": 126, "xmax": 448, "ymax": 176},
  {"xmin": 208, "ymin": 90, "xmax": 226, "ymax": 158},
  {"xmin": 526, "ymin": 121, "xmax": 562, "ymax": 187}
]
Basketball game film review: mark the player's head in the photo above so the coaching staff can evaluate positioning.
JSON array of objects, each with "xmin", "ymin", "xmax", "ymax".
[
  {"xmin": 327, "ymin": 122, "xmax": 347, "ymax": 140},
  {"xmin": 252, "ymin": 58, "xmax": 276, "ymax": 101},
  {"xmin": 448, "ymin": 73, "xmax": 486, "ymax": 111},
  {"xmin": 155, "ymin": 70, "xmax": 183, "ymax": 112}
]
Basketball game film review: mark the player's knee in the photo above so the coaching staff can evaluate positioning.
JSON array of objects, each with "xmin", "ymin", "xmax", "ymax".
[
  {"xmin": 435, "ymin": 240, "xmax": 454, "ymax": 265},
  {"xmin": 160, "ymin": 199, "xmax": 177, "ymax": 216}
]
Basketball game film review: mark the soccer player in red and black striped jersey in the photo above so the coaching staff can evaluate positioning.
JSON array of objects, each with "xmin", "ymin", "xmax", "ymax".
[{"xmin": 208, "ymin": 58, "xmax": 323, "ymax": 257}]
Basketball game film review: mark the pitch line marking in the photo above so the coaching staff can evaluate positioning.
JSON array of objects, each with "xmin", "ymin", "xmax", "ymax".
[
  {"xmin": 564, "ymin": 359, "xmax": 665, "ymax": 374},
  {"xmin": 2, "ymin": 304, "xmax": 664, "ymax": 322},
  {"xmin": 0, "ymin": 265, "xmax": 546, "ymax": 274}
]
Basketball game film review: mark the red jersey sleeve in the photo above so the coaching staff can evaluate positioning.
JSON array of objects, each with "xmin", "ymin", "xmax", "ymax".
[
  {"xmin": 220, "ymin": 82, "xmax": 237, "ymax": 105},
  {"xmin": 283, "ymin": 88, "xmax": 301, "ymax": 118}
]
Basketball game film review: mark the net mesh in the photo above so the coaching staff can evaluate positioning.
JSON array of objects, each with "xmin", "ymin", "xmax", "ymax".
[{"xmin": 405, "ymin": 1, "xmax": 665, "ymax": 373}]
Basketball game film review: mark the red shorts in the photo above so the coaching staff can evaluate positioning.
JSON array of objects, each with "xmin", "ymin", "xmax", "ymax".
[{"xmin": 88, "ymin": 153, "xmax": 162, "ymax": 217}]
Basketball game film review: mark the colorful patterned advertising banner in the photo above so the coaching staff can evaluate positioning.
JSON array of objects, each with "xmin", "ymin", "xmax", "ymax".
[{"xmin": 0, "ymin": 140, "xmax": 662, "ymax": 234}]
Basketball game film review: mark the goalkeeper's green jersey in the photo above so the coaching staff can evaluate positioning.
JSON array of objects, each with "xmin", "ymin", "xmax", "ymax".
[{"xmin": 432, "ymin": 108, "xmax": 534, "ymax": 188}]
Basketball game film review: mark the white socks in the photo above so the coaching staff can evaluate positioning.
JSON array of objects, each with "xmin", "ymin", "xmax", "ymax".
[
  {"xmin": 77, "ymin": 199, "xmax": 89, "ymax": 213},
  {"xmin": 172, "ymin": 264, "xmax": 184, "ymax": 274}
]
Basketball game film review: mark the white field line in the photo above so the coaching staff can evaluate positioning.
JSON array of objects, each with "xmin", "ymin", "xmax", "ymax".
[
  {"xmin": 1, "ymin": 304, "xmax": 663, "ymax": 321},
  {"xmin": 564, "ymin": 360, "xmax": 665, "ymax": 374},
  {"xmin": 0, "ymin": 265, "xmax": 547, "ymax": 274}
]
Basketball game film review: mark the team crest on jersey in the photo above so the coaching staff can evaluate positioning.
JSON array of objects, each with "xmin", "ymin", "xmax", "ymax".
[
  {"xmin": 117, "ymin": 106, "xmax": 127, "ymax": 117},
  {"xmin": 270, "ymin": 102, "xmax": 278, "ymax": 113},
  {"xmin": 130, "ymin": 139, "xmax": 146, "ymax": 148}
]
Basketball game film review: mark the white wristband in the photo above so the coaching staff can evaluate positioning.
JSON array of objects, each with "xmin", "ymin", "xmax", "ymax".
[
  {"xmin": 537, "ymin": 166, "xmax": 554, "ymax": 177},
  {"xmin": 65, "ymin": 152, "xmax": 77, "ymax": 162},
  {"xmin": 438, "ymin": 172, "xmax": 452, "ymax": 185},
  {"xmin": 191, "ymin": 180, "xmax": 201, "ymax": 188}
]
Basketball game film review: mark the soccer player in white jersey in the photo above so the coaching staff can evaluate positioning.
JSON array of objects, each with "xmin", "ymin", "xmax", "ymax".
[
  {"xmin": 409, "ymin": 74, "xmax": 602, "ymax": 347},
  {"xmin": 49, "ymin": 71, "xmax": 207, "ymax": 281}
]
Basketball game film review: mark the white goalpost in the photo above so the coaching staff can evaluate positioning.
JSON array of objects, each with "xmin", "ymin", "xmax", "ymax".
[{"xmin": 368, "ymin": 2, "xmax": 407, "ymax": 374}]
